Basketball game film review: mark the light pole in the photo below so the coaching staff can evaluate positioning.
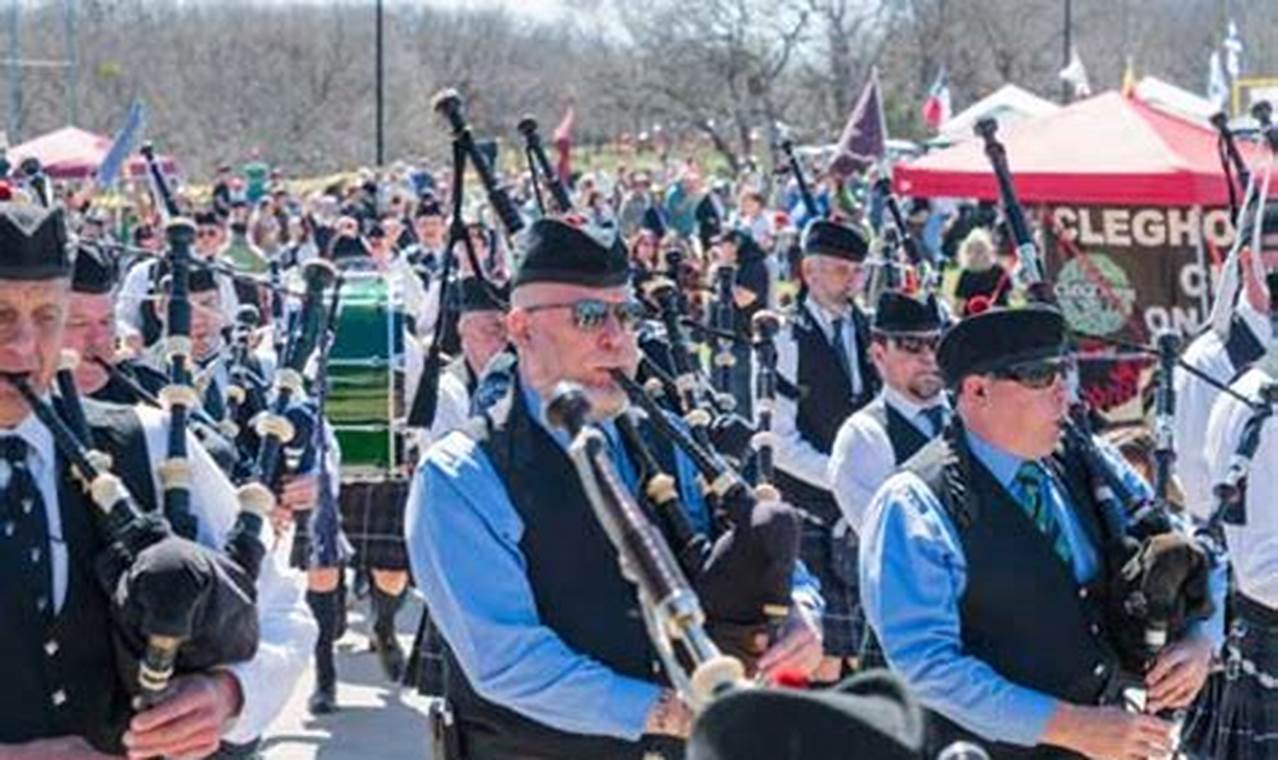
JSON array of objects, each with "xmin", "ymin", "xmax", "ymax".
[
  {"xmin": 375, "ymin": 0, "xmax": 385, "ymax": 166},
  {"xmin": 64, "ymin": 0, "xmax": 78, "ymax": 125},
  {"xmin": 1061, "ymin": 0, "xmax": 1072, "ymax": 103}
]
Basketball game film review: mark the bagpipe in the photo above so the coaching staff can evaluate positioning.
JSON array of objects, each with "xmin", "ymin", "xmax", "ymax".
[
  {"xmin": 973, "ymin": 116, "xmax": 1214, "ymax": 677},
  {"xmin": 17, "ymin": 354, "xmax": 263, "ymax": 707},
  {"xmin": 609, "ymin": 369, "xmax": 799, "ymax": 672},
  {"xmin": 408, "ymin": 88, "xmax": 523, "ymax": 430},
  {"xmin": 545, "ymin": 382, "xmax": 750, "ymax": 709},
  {"xmin": 550, "ymin": 383, "xmax": 935, "ymax": 760},
  {"xmin": 0, "ymin": 149, "xmax": 266, "ymax": 705},
  {"xmin": 517, "ymin": 114, "xmax": 574, "ymax": 216}
]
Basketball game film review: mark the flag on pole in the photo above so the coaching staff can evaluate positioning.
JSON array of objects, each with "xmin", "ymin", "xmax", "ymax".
[
  {"xmin": 1121, "ymin": 56, "xmax": 1137, "ymax": 97},
  {"xmin": 1058, "ymin": 47, "xmax": 1092, "ymax": 98},
  {"xmin": 97, "ymin": 99, "xmax": 146, "ymax": 189},
  {"xmin": 1224, "ymin": 19, "xmax": 1243, "ymax": 80},
  {"xmin": 920, "ymin": 65, "xmax": 951, "ymax": 132},
  {"xmin": 552, "ymin": 101, "xmax": 575, "ymax": 187},
  {"xmin": 828, "ymin": 68, "xmax": 887, "ymax": 177},
  {"xmin": 1207, "ymin": 51, "xmax": 1229, "ymax": 108}
]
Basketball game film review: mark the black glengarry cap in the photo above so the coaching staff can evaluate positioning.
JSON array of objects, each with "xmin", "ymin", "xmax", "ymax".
[
  {"xmin": 71, "ymin": 243, "xmax": 117, "ymax": 294},
  {"xmin": 459, "ymin": 276, "xmax": 509, "ymax": 313},
  {"xmin": 801, "ymin": 219, "xmax": 868, "ymax": 262},
  {"xmin": 0, "ymin": 202, "xmax": 70, "ymax": 280},
  {"xmin": 873, "ymin": 291, "xmax": 944, "ymax": 334},
  {"xmin": 513, "ymin": 217, "xmax": 629, "ymax": 289},
  {"xmin": 937, "ymin": 306, "xmax": 1066, "ymax": 386}
]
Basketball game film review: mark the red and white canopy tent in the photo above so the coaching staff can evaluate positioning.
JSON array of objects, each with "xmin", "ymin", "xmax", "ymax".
[
  {"xmin": 894, "ymin": 90, "xmax": 1262, "ymax": 417},
  {"xmin": 6, "ymin": 126, "xmax": 177, "ymax": 180},
  {"xmin": 895, "ymin": 90, "xmax": 1251, "ymax": 207}
]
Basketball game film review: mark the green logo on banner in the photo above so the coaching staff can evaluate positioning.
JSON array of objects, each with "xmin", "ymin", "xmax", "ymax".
[{"xmin": 1053, "ymin": 253, "xmax": 1136, "ymax": 336}]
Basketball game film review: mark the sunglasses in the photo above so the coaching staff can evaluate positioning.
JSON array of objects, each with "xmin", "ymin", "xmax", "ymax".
[
  {"xmin": 524, "ymin": 298, "xmax": 645, "ymax": 332},
  {"xmin": 197, "ymin": 228, "xmax": 220, "ymax": 238},
  {"xmin": 991, "ymin": 357, "xmax": 1074, "ymax": 390},
  {"xmin": 890, "ymin": 334, "xmax": 941, "ymax": 355}
]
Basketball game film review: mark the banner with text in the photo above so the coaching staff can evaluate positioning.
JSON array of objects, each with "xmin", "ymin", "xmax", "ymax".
[{"xmin": 1041, "ymin": 205, "xmax": 1232, "ymax": 420}]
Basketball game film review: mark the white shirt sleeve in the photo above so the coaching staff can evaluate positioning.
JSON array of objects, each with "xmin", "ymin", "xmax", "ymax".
[
  {"xmin": 1174, "ymin": 335, "xmax": 1235, "ymax": 519},
  {"xmin": 770, "ymin": 325, "xmax": 832, "ymax": 488},
  {"xmin": 1206, "ymin": 370, "xmax": 1278, "ymax": 609},
  {"xmin": 134, "ymin": 405, "xmax": 316, "ymax": 742},
  {"xmin": 115, "ymin": 260, "xmax": 154, "ymax": 337},
  {"xmin": 828, "ymin": 409, "xmax": 897, "ymax": 533}
]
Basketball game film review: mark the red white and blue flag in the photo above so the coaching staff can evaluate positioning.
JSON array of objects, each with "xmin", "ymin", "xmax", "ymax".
[{"xmin": 921, "ymin": 66, "xmax": 951, "ymax": 132}]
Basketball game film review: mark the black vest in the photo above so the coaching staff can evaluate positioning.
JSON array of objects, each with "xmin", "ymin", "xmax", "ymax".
[
  {"xmin": 904, "ymin": 435, "xmax": 1127, "ymax": 760},
  {"xmin": 91, "ymin": 358, "xmax": 168, "ymax": 405},
  {"xmin": 859, "ymin": 396, "xmax": 934, "ymax": 465},
  {"xmin": 91, "ymin": 359, "xmax": 242, "ymax": 481},
  {"xmin": 444, "ymin": 381, "xmax": 684, "ymax": 760},
  {"xmin": 1223, "ymin": 312, "xmax": 1265, "ymax": 380},
  {"xmin": 0, "ymin": 400, "xmax": 156, "ymax": 753},
  {"xmin": 774, "ymin": 302, "xmax": 880, "ymax": 522}
]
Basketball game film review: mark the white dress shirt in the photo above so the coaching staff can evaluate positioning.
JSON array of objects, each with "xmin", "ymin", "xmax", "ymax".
[
  {"xmin": 1205, "ymin": 366, "xmax": 1278, "ymax": 608},
  {"xmin": 115, "ymin": 258, "xmax": 241, "ymax": 343},
  {"xmin": 770, "ymin": 296, "xmax": 863, "ymax": 489},
  {"xmin": 828, "ymin": 386, "xmax": 948, "ymax": 532},
  {"xmin": 1175, "ymin": 302, "xmax": 1269, "ymax": 518},
  {"xmin": 7, "ymin": 401, "xmax": 315, "ymax": 743}
]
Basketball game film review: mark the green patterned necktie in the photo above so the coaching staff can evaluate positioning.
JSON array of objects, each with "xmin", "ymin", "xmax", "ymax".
[{"xmin": 1014, "ymin": 462, "xmax": 1073, "ymax": 568}]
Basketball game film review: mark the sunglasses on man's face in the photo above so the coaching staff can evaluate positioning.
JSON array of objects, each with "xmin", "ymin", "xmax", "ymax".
[
  {"xmin": 197, "ymin": 228, "xmax": 220, "ymax": 239},
  {"xmin": 890, "ymin": 334, "xmax": 941, "ymax": 355},
  {"xmin": 991, "ymin": 357, "xmax": 1074, "ymax": 390},
  {"xmin": 524, "ymin": 298, "xmax": 645, "ymax": 332}
]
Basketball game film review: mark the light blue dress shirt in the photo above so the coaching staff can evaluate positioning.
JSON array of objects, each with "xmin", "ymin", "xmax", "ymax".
[
  {"xmin": 859, "ymin": 429, "xmax": 1227, "ymax": 747},
  {"xmin": 407, "ymin": 382, "xmax": 821, "ymax": 740}
]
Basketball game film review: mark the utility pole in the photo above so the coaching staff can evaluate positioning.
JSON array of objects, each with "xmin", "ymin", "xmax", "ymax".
[
  {"xmin": 64, "ymin": 0, "xmax": 78, "ymax": 125},
  {"xmin": 7, "ymin": 0, "xmax": 20, "ymax": 141},
  {"xmin": 1061, "ymin": 0, "xmax": 1072, "ymax": 103},
  {"xmin": 375, "ymin": 0, "xmax": 385, "ymax": 166}
]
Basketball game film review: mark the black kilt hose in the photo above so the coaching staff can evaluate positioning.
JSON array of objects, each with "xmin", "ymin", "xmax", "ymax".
[
  {"xmin": 1183, "ymin": 594, "xmax": 1278, "ymax": 760},
  {"xmin": 337, "ymin": 479, "xmax": 412, "ymax": 571}
]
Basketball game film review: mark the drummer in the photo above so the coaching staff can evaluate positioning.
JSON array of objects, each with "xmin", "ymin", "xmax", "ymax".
[{"xmin": 322, "ymin": 222, "xmax": 420, "ymax": 697}]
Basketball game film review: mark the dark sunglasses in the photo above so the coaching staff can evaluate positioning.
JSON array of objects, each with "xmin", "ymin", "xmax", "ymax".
[
  {"xmin": 991, "ymin": 357, "xmax": 1074, "ymax": 390},
  {"xmin": 890, "ymin": 334, "xmax": 941, "ymax": 355},
  {"xmin": 524, "ymin": 299, "xmax": 645, "ymax": 332},
  {"xmin": 197, "ymin": 228, "xmax": 220, "ymax": 238}
]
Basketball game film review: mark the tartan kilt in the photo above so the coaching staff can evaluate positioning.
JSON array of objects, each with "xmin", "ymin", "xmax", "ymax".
[
  {"xmin": 774, "ymin": 470, "xmax": 864, "ymax": 658},
  {"xmin": 287, "ymin": 507, "xmax": 352, "ymax": 571},
  {"xmin": 1182, "ymin": 596, "xmax": 1278, "ymax": 760},
  {"xmin": 798, "ymin": 517, "xmax": 863, "ymax": 658},
  {"xmin": 338, "ymin": 479, "xmax": 411, "ymax": 571}
]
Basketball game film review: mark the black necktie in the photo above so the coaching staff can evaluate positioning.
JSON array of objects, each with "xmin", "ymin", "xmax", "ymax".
[
  {"xmin": 830, "ymin": 317, "xmax": 854, "ymax": 383},
  {"xmin": 1, "ymin": 436, "xmax": 52, "ymax": 620},
  {"xmin": 203, "ymin": 372, "xmax": 227, "ymax": 422},
  {"xmin": 922, "ymin": 405, "xmax": 947, "ymax": 436}
]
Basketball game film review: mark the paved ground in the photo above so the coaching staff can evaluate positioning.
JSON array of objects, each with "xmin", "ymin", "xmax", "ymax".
[{"xmin": 262, "ymin": 593, "xmax": 434, "ymax": 760}]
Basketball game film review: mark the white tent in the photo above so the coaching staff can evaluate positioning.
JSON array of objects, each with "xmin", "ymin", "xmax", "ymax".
[
  {"xmin": 937, "ymin": 84, "xmax": 1060, "ymax": 143},
  {"xmin": 1134, "ymin": 75, "xmax": 1219, "ymax": 124}
]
